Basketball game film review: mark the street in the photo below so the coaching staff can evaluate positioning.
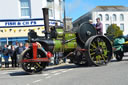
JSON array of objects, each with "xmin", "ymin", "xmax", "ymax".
[{"xmin": 0, "ymin": 56, "xmax": 128, "ymax": 85}]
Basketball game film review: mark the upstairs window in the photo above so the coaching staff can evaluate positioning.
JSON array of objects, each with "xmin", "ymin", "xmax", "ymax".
[
  {"xmin": 105, "ymin": 14, "xmax": 109, "ymax": 21},
  {"xmin": 120, "ymin": 14, "xmax": 124, "ymax": 21},
  {"xmin": 47, "ymin": 0, "xmax": 54, "ymax": 17},
  {"xmin": 47, "ymin": 0, "xmax": 54, "ymax": 8},
  {"xmin": 49, "ymin": 9, "xmax": 53, "ymax": 17},
  {"xmin": 113, "ymin": 14, "xmax": 117, "ymax": 21},
  {"xmin": 20, "ymin": 0, "xmax": 31, "ymax": 18},
  {"xmin": 47, "ymin": 0, "xmax": 54, "ymax": 2},
  {"xmin": 98, "ymin": 14, "xmax": 103, "ymax": 21}
]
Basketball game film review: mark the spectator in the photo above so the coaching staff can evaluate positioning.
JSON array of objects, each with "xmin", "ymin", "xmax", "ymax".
[
  {"xmin": 14, "ymin": 42, "xmax": 19, "ymax": 49},
  {"xmin": 89, "ymin": 19, "xmax": 96, "ymax": 27},
  {"xmin": 2, "ymin": 44, "xmax": 9, "ymax": 68},
  {"xmin": 10, "ymin": 45, "xmax": 16, "ymax": 67},
  {"xmin": 96, "ymin": 18, "xmax": 103, "ymax": 35},
  {"xmin": 13, "ymin": 42, "xmax": 19, "ymax": 67},
  {"xmin": 55, "ymin": 22, "xmax": 58, "ymax": 27},
  {"xmin": 16, "ymin": 43, "xmax": 25, "ymax": 67},
  {"xmin": 25, "ymin": 43, "xmax": 29, "ymax": 49},
  {"xmin": 0, "ymin": 46, "xmax": 2, "ymax": 68}
]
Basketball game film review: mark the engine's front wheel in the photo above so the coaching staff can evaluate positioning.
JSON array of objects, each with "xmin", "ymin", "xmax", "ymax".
[{"xmin": 20, "ymin": 48, "xmax": 48, "ymax": 74}]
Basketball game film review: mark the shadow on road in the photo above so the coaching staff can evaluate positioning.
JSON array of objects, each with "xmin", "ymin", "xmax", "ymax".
[
  {"xmin": 9, "ymin": 71, "xmax": 31, "ymax": 76},
  {"xmin": 9, "ymin": 64, "xmax": 91, "ymax": 76},
  {"xmin": 45, "ymin": 64, "xmax": 78, "ymax": 71},
  {"xmin": 45, "ymin": 64, "xmax": 95, "ymax": 71}
]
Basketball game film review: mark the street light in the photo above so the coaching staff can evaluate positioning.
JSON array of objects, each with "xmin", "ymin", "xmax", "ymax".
[{"xmin": 63, "ymin": 0, "xmax": 66, "ymax": 31}]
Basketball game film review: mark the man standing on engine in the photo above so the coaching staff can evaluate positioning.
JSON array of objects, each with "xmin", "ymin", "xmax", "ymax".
[{"xmin": 96, "ymin": 18, "xmax": 103, "ymax": 35}]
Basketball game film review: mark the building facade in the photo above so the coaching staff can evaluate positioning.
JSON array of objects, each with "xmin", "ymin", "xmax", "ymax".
[
  {"xmin": 65, "ymin": 17, "xmax": 73, "ymax": 31},
  {"xmin": 0, "ymin": 0, "xmax": 64, "ymax": 45},
  {"xmin": 73, "ymin": 6, "xmax": 128, "ymax": 36}
]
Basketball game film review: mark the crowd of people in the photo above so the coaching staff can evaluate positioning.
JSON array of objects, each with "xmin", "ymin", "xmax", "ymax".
[{"xmin": 0, "ymin": 42, "xmax": 29, "ymax": 68}]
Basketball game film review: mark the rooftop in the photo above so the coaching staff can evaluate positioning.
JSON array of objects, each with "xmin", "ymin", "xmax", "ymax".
[
  {"xmin": 73, "ymin": 6, "xmax": 128, "ymax": 26},
  {"xmin": 93, "ymin": 6, "xmax": 128, "ymax": 11}
]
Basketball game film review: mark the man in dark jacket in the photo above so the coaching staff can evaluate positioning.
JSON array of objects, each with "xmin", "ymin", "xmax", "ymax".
[
  {"xmin": 96, "ymin": 18, "xmax": 103, "ymax": 35},
  {"xmin": 16, "ymin": 43, "xmax": 25, "ymax": 67},
  {"xmin": 10, "ymin": 45, "xmax": 16, "ymax": 67},
  {"xmin": 0, "ymin": 46, "xmax": 2, "ymax": 68},
  {"xmin": 3, "ymin": 44, "xmax": 9, "ymax": 68}
]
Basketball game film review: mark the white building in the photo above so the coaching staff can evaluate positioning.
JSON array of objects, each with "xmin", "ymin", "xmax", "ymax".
[
  {"xmin": 0, "ymin": 0, "xmax": 64, "ymax": 45},
  {"xmin": 0, "ymin": 0, "xmax": 63, "ymax": 20},
  {"xmin": 73, "ymin": 6, "xmax": 128, "ymax": 35}
]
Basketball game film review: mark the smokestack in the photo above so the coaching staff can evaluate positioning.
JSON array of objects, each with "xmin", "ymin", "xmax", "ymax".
[{"xmin": 42, "ymin": 8, "xmax": 50, "ymax": 39}]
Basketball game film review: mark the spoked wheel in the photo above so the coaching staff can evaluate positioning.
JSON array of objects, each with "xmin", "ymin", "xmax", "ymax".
[
  {"xmin": 20, "ymin": 48, "xmax": 48, "ymax": 74},
  {"xmin": 85, "ymin": 35, "xmax": 112, "ymax": 66}
]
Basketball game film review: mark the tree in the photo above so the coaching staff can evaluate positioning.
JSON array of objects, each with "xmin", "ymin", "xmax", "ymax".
[{"xmin": 106, "ymin": 24, "xmax": 123, "ymax": 41}]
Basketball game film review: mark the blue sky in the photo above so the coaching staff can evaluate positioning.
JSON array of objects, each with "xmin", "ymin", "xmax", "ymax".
[{"xmin": 65, "ymin": 0, "xmax": 128, "ymax": 21}]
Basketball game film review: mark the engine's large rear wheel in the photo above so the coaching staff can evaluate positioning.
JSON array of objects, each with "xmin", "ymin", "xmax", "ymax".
[
  {"xmin": 20, "ymin": 48, "xmax": 48, "ymax": 74},
  {"xmin": 85, "ymin": 35, "xmax": 112, "ymax": 66}
]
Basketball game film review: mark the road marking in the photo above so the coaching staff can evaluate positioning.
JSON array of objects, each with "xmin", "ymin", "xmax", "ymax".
[
  {"xmin": 51, "ymin": 69, "xmax": 65, "ymax": 73},
  {"xmin": 42, "ymin": 73, "xmax": 49, "ymax": 76},
  {"xmin": 1, "ymin": 72, "xmax": 8, "ymax": 74},
  {"xmin": 46, "ymin": 63, "xmax": 69, "ymax": 69},
  {"xmin": 1, "ymin": 72, "xmax": 13, "ymax": 74},
  {"xmin": 32, "ymin": 79, "xmax": 42, "ymax": 83},
  {"xmin": 62, "ymin": 70, "xmax": 68, "ymax": 73},
  {"xmin": 53, "ymin": 72, "xmax": 61, "ymax": 75},
  {"xmin": 68, "ymin": 69, "xmax": 73, "ymax": 71},
  {"xmin": 45, "ymin": 76, "xmax": 52, "ymax": 79},
  {"xmin": 61, "ymin": 69, "xmax": 73, "ymax": 73},
  {"xmin": 26, "ymin": 84, "xmax": 30, "ymax": 85},
  {"xmin": 0, "ymin": 76, "xmax": 12, "ymax": 79}
]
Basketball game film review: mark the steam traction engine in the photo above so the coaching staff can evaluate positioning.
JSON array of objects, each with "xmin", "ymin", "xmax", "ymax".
[{"xmin": 20, "ymin": 8, "xmax": 112, "ymax": 74}]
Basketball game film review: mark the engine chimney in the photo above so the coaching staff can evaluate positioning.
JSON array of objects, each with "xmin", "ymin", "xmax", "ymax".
[{"xmin": 42, "ymin": 8, "xmax": 50, "ymax": 39}]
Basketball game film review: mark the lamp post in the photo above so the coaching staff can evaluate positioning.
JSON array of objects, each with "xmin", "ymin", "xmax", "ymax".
[{"xmin": 63, "ymin": 0, "xmax": 66, "ymax": 31}]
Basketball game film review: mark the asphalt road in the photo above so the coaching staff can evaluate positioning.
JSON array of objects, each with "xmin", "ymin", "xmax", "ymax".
[{"xmin": 0, "ymin": 56, "xmax": 128, "ymax": 85}]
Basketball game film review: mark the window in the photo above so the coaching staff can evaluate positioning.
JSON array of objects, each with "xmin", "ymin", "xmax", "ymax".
[
  {"xmin": 120, "ymin": 14, "xmax": 124, "ymax": 21},
  {"xmin": 20, "ymin": 0, "xmax": 31, "ymax": 18},
  {"xmin": 47, "ymin": 0, "xmax": 54, "ymax": 8},
  {"xmin": 49, "ymin": 9, "xmax": 53, "ymax": 17},
  {"xmin": 120, "ymin": 24, "xmax": 124, "ymax": 31},
  {"xmin": 113, "ymin": 14, "xmax": 116, "ymax": 21},
  {"xmin": 47, "ymin": 0, "xmax": 54, "ymax": 17},
  {"xmin": 105, "ymin": 24, "xmax": 109, "ymax": 31},
  {"xmin": 98, "ymin": 14, "xmax": 103, "ymax": 21},
  {"xmin": 47, "ymin": 0, "xmax": 54, "ymax": 2},
  {"xmin": 105, "ymin": 14, "xmax": 109, "ymax": 21}
]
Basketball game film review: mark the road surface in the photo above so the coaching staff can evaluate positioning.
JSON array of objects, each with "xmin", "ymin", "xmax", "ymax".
[{"xmin": 0, "ymin": 56, "xmax": 128, "ymax": 85}]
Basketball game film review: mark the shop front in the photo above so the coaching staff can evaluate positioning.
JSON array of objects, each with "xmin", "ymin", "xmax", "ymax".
[{"xmin": 0, "ymin": 18, "xmax": 62, "ymax": 46}]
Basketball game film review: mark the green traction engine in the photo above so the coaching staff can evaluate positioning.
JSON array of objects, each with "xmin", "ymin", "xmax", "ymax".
[{"xmin": 20, "ymin": 8, "xmax": 112, "ymax": 74}]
